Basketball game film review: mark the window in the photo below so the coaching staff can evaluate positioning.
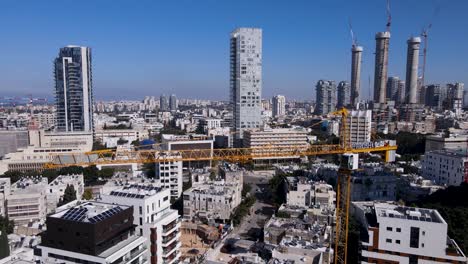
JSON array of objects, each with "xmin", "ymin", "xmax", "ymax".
[
  {"xmin": 396, "ymin": 240, "xmax": 401, "ymax": 244},
  {"xmin": 386, "ymin": 238, "xmax": 392, "ymax": 243},
  {"xmin": 139, "ymin": 206, "xmax": 142, "ymax": 215},
  {"xmin": 422, "ymin": 231, "xmax": 425, "ymax": 236},
  {"xmin": 396, "ymin": 227, "xmax": 401, "ymax": 232},
  {"xmin": 410, "ymin": 227, "xmax": 420, "ymax": 248},
  {"xmin": 386, "ymin": 227, "xmax": 393, "ymax": 231}
]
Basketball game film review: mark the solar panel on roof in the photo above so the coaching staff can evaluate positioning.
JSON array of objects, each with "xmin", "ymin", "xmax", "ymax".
[
  {"xmin": 62, "ymin": 207, "xmax": 88, "ymax": 222},
  {"xmin": 87, "ymin": 207, "xmax": 123, "ymax": 223}
]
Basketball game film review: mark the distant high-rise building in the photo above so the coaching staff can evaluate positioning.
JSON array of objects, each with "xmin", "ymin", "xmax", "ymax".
[
  {"xmin": 373, "ymin": 32, "xmax": 391, "ymax": 104},
  {"xmin": 337, "ymin": 81, "xmax": 351, "ymax": 108},
  {"xmin": 230, "ymin": 28, "xmax": 263, "ymax": 146},
  {"xmin": 272, "ymin": 95, "xmax": 286, "ymax": 117},
  {"xmin": 315, "ymin": 80, "xmax": 337, "ymax": 115},
  {"xmin": 351, "ymin": 45, "xmax": 363, "ymax": 108},
  {"xmin": 159, "ymin": 94, "xmax": 169, "ymax": 111},
  {"xmin": 169, "ymin": 94, "xmax": 178, "ymax": 112},
  {"xmin": 386, "ymin": 76, "xmax": 400, "ymax": 102},
  {"xmin": 405, "ymin": 37, "xmax": 421, "ymax": 104},
  {"xmin": 54, "ymin": 46, "xmax": 94, "ymax": 132},
  {"xmin": 425, "ymin": 84, "xmax": 447, "ymax": 110},
  {"xmin": 397, "ymin": 80, "xmax": 406, "ymax": 104},
  {"xmin": 446, "ymin": 83, "xmax": 464, "ymax": 115}
]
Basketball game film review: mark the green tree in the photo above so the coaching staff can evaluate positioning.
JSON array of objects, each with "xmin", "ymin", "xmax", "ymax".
[
  {"xmin": 242, "ymin": 183, "xmax": 252, "ymax": 197},
  {"xmin": 58, "ymin": 184, "xmax": 77, "ymax": 206},
  {"xmin": 0, "ymin": 226, "xmax": 9, "ymax": 259},
  {"xmin": 82, "ymin": 189, "xmax": 93, "ymax": 200}
]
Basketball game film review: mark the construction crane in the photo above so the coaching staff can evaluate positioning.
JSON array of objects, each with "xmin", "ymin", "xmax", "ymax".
[
  {"xmin": 420, "ymin": 25, "xmax": 431, "ymax": 88},
  {"xmin": 386, "ymin": 0, "xmax": 392, "ymax": 32},
  {"xmin": 44, "ymin": 108, "xmax": 396, "ymax": 264},
  {"xmin": 348, "ymin": 18, "xmax": 357, "ymax": 47}
]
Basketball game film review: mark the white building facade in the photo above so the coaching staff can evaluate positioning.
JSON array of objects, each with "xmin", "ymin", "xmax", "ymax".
[
  {"xmin": 272, "ymin": 95, "xmax": 286, "ymax": 118},
  {"xmin": 230, "ymin": 28, "xmax": 263, "ymax": 146},
  {"xmin": 421, "ymin": 150, "xmax": 467, "ymax": 186}
]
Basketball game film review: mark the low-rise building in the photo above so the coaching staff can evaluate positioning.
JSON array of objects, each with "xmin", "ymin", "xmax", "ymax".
[
  {"xmin": 286, "ymin": 180, "xmax": 335, "ymax": 209},
  {"xmin": 28, "ymin": 129, "xmax": 93, "ymax": 152},
  {"xmin": 100, "ymin": 184, "xmax": 181, "ymax": 264},
  {"xmin": 353, "ymin": 202, "xmax": 466, "ymax": 263},
  {"xmin": 95, "ymin": 129, "xmax": 149, "ymax": 148},
  {"xmin": 34, "ymin": 201, "xmax": 148, "ymax": 264},
  {"xmin": 421, "ymin": 150, "xmax": 467, "ymax": 186},
  {"xmin": 183, "ymin": 168, "xmax": 242, "ymax": 223},
  {"xmin": 7, "ymin": 177, "xmax": 48, "ymax": 226},
  {"xmin": 425, "ymin": 134, "xmax": 468, "ymax": 152},
  {"xmin": 46, "ymin": 174, "xmax": 84, "ymax": 213}
]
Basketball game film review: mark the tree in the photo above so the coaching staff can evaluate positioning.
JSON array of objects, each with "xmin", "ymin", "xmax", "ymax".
[
  {"xmin": 142, "ymin": 163, "xmax": 156, "ymax": 178},
  {"xmin": 58, "ymin": 184, "xmax": 77, "ymax": 206},
  {"xmin": 0, "ymin": 216, "xmax": 14, "ymax": 235},
  {"xmin": 0, "ymin": 226, "xmax": 9, "ymax": 259},
  {"xmin": 82, "ymin": 189, "xmax": 93, "ymax": 200},
  {"xmin": 242, "ymin": 183, "xmax": 252, "ymax": 197}
]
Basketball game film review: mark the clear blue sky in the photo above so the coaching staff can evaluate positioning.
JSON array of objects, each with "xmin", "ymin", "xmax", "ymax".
[{"xmin": 1, "ymin": 0, "xmax": 467, "ymax": 101}]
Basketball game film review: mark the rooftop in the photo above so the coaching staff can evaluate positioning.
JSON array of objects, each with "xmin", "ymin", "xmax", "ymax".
[
  {"xmin": 374, "ymin": 203, "xmax": 443, "ymax": 224},
  {"xmin": 50, "ymin": 202, "xmax": 130, "ymax": 224},
  {"xmin": 109, "ymin": 184, "xmax": 163, "ymax": 199}
]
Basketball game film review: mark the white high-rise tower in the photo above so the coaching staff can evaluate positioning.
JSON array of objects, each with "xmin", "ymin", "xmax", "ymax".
[
  {"xmin": 272, "ymin": 95, "xmax": 286, "ymax": 117},
  {"xmin": 230, "ymin": 28, "xmax": 263, "ymax": 147}
]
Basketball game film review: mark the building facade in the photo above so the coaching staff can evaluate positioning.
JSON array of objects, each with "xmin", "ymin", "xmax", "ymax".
[
  {"xmin": 272, "ymin": 95, "xmax": 286, "ymax": 118},
  {"xmin": 351, "ymin": 45, "xmax": 363, "ymax": 108},
  {"xmin": 345, "ymin": 110, "xmax": 372, "ymax": 145},
  {"xmin": 169, "ymin": 94, "xmax": 178, "ymax": 112},
  {"xmin": 386, "ymin": 76, "xmax": 400, "ymax": 102},
  {"xmin": 421, "ymin": 150, "xmax": 467, "ymax": 186},
  {"xmin": 373, "ymin": 32, "xmax": 391, "ymax": 104},
  {"xmin": 101, "ymin": 185, "xmax": 181, "ymax": 264},
  {"xmin": 337, "ymin": 81, "xmax": 351, "ymax": 108},
  {"xmin": 54, "ymin": 46, "xmax": 94, "ymax": 132},
  {"xmin": 353, "ymin": 202, "xmax": 466, "ymax": 263},
  {"xmin": 405, "ymin": 37, "xmax": 422, "ymax": 104},
  {"xmin": 315, "ymin": 80, "xmax": 337, "ymax": 115},
  {"xmin": 230, "ymin": 28, "xmax": 263, "ymax": 146}
]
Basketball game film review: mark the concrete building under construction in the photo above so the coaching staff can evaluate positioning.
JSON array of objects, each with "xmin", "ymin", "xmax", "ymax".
[
  {"xmin": 373, "ymin": 32, "xmax": 391, "ymax": 105},
  {"xmin": 405, "ymin": 37, "xmax": 421, "ymax": 104},
  {"xmin": 350, "ymin": 45, "xmax": 363, "ymax": 108}
]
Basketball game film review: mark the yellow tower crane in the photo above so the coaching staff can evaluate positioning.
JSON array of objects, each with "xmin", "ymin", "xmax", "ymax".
[{"xmin": 45, "ymin": 108, "xmax": 396, "ymax": 264}]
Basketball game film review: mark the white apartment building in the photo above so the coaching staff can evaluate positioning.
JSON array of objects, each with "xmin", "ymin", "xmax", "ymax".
[
  {"xmin": 7, "ymin": 177, "xmax": 48, "ymax": 226},
  {"xmin": 46, "ymin": 174, "xmax": 84, "ymax": 213},
  {"xmin": 230, "ymin": 28, "xmax": 263, "ymax": 146},
  {"xmin": 425, "ymin": 134, "xmax": 468, "ymax": 152},
  {"xmin": 243, "ymin": 127, "xmax": 309, "ymax": 160},
  {"xmin": 95, "ymin": 129, "xmax": 149, "ymax": 148},
  {"xmin": 183, "ymin": 169, "xmax": 242, "ymax": 223},
  {"xmin": 353, "ymin": 202, "xmax": 466, "ymax": 263},
  {"xmin": 286, "ymin": 181, "xmax": 335, "ymax": 209},
  {"xmin": 100, "ymin": 184, "xmax": 181, "ymax": 264},
  {"xmin": 421, "ymin": 150, "xmax": 467, "ymax": 186},
  {"xmin": 272, "ymin": 95, "xmax": 286, "ymax": 118},
  {"xmin": 200, "ymin": 118, "xmax": 222, "ymax": 131},
  {"xmin": 155, "ymin": 157, "xmax": 183, "ymax": 199},
  {"xmin": 345, "ymin": 109, "xmax": 372, "ymax": 145}
]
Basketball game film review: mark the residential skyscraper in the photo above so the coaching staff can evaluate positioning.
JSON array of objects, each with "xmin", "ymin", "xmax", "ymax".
[
  {"xmin": 169, "ymin": 94, "xmax": 178, "ymax": 112},
  {"xmin": 373, "ymin": 32, "xmax": 391, "ymax": 104},
  {"xmin": 315, "ymin": 80, "xmax": 337, "ymax": 115},
  {"xmin": 230, "ymin": 28, "xmax": 263, "ymax": 146},
  {"xmin": 272, "ymin": 95, "xmax": 286, "ymax": 117},
  {"xmin": 337, "ymin": 81, "xmax": 351, "ymax": 108},
  {"xmin": 386, "ymin": 76, "xmax": 400, "ymax": 102},
  {"xmin": 405, "ymin": 37, "xmax": 421, "ymax": 104},
  {"xmin": 351, "ymin": 45, "xmax": 363, "ymax": 108},
  {"xmin": 54, "ymin": 46, "xmax": 93, "ymax": 132},
  {"xmin": 160, "ymin": 94, "xmax": 169, "ymax": 111},
  {"xmin": 425, "ymin": 84, "xmax": 447, "ymax": 110},
  {"xmin": 397, "ymin": 80, "xmax": 406, "ymax": 104}
]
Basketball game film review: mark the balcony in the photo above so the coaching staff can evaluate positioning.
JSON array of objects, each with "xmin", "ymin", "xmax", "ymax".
[
  {"xmin": 162, "ymin": 220, "xmax": 180, "ymax": 235},
  {"xmin": 114, "ymin": 245, "xmax": 147, "ymax": 264},
  {"xmin": 162, "ymin": 232, "xmax": 181, "ymax": 246},
  {"xmin": 162, "ymin": 250, "xmax": 181, "ymax": 264},
  {"xmin": 162, "ymin": 241, "xmax": 181, "ymax": 257}
]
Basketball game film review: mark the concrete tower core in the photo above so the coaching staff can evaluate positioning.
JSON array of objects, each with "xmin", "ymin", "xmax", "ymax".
[
  {"xmin": 351, "ymin": 45, "xmax": 363, "ymax": 108},
  {"xmin": 373, "ymin": 32, "xmax": 391, "ymax": 104},
  {"xmin": 405, "ymin": 37, "xmax": 422, "ymax": 104}
]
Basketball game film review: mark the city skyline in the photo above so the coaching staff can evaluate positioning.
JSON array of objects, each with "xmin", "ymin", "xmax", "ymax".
[{"xmin": 1, "ymin": 0, "xmax": 467, "ymax": 101}]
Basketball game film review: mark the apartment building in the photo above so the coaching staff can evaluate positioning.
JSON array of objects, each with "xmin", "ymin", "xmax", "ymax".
[
  {"xmin": 345, "ymin": 109, "xmax": 372, "ymax": 145},
  {"xmin": 155, "ymin": 156, "xmax": 183, "ymax": 200},
  {"xmin": 100, "ymin": 184, "xmax": 181, "ymax": 264},
  {"xmin": 421, "ymin": 150, "xmax": 467, "ymax": 186},
  {"xmin": 243, "ymin": 127, "xmax": 309, "ymax": 160},
  {"xmin": 46, "ymin": 174, "xmax": 84, "ymax": 213},
  {"xmin": 286, "ymin": 181, "xmax": 335, "ymax": 209},
  {"xmin": 7, "ymin": 177, "xmax": 48, "ymax": 226},
  {"xmin": 35, "ymin": 202, "xmax": 148, "ymax": 264},
  {"xmin": 353, "ymin": 202, "xmax": 466, "ymax": 263}
]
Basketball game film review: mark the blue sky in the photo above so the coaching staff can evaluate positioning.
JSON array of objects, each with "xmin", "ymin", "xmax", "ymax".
[{"xmin": 0, "ymin": 0, "xmax": 467, "ymax": 101}]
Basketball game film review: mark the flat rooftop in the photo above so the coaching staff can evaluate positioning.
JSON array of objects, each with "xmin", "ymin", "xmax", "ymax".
[
  {"xmin": 51, "ymin": 202, "xmax": 130, "ymax": 224},
  {"xmin": 109, "ymin": 184, "xmax": 163, "ymax": 199},
  {"xmin": 374, "ymin": 203, "xmax": 443, "ymax": 224}
]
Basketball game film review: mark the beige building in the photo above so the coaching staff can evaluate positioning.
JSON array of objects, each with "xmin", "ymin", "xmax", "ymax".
[
  {"xmin": 7, "ymin": 177, "xmax": 48, "ymax": 226},
  {"xmin": 243, "ymin": 127, "xmax": 308, "ymax": 159}
]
